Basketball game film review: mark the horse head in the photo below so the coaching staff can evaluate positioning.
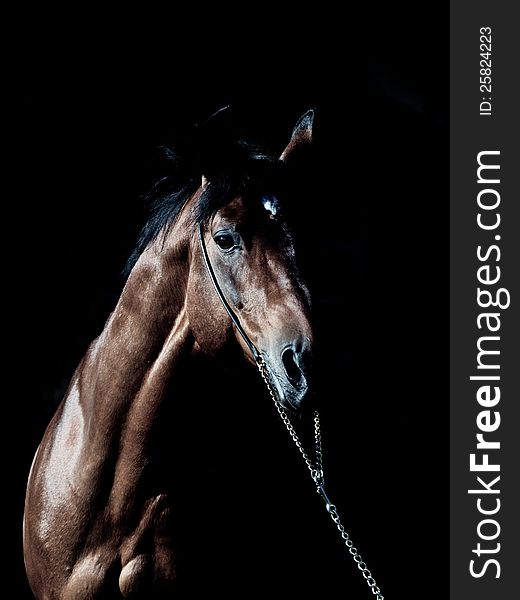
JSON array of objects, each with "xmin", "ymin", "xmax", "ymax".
[{"xmin": 185, "ymin": 110, "xmax": 315, "ymax": 409}]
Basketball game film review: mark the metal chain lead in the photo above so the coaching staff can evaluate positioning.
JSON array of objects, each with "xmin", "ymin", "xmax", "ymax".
[
  {"xmin": 198, "ymin": 222, "xmax": 383, "ymax": 597},
  {"xmin": 256, "ymin": 357, "xmax": 384, "ymax": 600}
]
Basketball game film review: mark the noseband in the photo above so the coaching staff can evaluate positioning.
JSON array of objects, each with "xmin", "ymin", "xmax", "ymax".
[{"xmin": 197, "ymin": 221, "xmax": 384, "ymax": 600}]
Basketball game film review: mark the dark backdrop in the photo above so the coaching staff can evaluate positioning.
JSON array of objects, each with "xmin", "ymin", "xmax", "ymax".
[{"xmin": 12, "ymin": 4, "xmax": 448, "ymax": 598}]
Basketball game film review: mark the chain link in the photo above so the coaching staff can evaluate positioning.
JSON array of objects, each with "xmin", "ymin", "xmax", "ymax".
[
  {"xmin": 256, "ymin": 357, "xmax": 384, "ymax": 600},
  {"xmin": 313, "ymin": 411, "xmax": 323, "ymax": 481}
]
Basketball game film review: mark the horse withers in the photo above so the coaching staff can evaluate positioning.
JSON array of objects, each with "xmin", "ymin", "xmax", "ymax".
[{"xmin": 23, "ymin": 110, "xmax": 315, "ymax": 599}]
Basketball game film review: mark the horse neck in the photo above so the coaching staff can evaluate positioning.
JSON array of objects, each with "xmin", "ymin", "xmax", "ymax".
[{"xmin": 80, "ymin": 223, "xmax": 194, "ymax": 432}]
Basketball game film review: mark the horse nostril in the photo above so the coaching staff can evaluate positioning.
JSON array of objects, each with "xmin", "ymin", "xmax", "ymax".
[{"xmin": 281, "ymin": 347, "xmax": 304, "ymax": 387}]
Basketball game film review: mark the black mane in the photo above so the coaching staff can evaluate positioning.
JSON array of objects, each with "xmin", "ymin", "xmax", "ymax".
[{"xmin": 124, "ymin": 141, "xmax": 281, "ymax": 277}]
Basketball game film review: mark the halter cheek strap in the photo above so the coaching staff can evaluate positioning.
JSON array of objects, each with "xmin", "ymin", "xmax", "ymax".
[{"xmin": 197, "ymin": 222, "xmax": 261, "ymax": 362}]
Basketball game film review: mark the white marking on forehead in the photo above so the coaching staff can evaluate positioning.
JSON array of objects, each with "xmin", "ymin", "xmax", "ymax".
[{"xmin": 262, "ymin": 194, "xmax": 279, "ymax": 216}]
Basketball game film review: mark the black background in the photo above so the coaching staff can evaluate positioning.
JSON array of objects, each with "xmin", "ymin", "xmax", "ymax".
[{"xmin": 12, "ymin": 4, "xmax": 448, "ymax": 598}]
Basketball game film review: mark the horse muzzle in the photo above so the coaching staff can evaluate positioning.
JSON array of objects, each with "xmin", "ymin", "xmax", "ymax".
[{"xmin": 262, "ymin": 339, "xmax": 312, "ymax": 410}]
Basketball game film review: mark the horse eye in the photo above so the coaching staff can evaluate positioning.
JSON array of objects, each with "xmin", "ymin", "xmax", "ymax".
[{"xmin": 214, "ymin": 233, "xmax": 236, "ymax": 250}]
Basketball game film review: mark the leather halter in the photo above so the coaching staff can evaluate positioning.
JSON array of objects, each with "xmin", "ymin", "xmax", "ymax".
[{"xmin": 197, "ymin": 222, "xmax": 261, "ymax": 362}]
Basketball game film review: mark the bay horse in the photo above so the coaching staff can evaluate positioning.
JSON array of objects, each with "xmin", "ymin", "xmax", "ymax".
[{"xmin": 24, "ymin": 110, "xmax": 315, "ymax": 599}]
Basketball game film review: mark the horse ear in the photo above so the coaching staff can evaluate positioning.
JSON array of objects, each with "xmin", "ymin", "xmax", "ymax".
[
  {"xmin": 200, "ymin": 106, "xmax": 233, "ymax": 138},
  {"xmin": 279, "ymin": 109, "xmax": 315, "ymax": 162}
]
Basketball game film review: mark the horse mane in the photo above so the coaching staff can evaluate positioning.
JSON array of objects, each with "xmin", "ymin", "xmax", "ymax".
[{"xmin": 124, "ymin": 140, "xmax": 281, "ymax": 277}]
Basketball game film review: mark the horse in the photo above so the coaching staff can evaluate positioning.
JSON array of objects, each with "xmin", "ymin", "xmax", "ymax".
[{"xmin": 23, "ymin": 109, "xmax": 316, "ymax": 599}]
